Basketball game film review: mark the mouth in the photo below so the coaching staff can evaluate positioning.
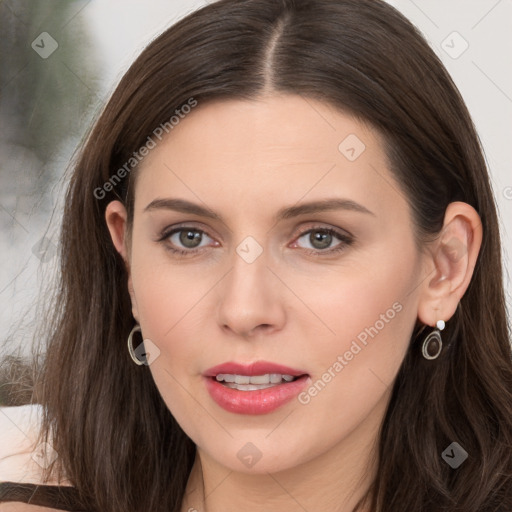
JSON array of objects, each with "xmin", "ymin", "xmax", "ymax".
[{"xmin": 203, "ymin": 361, "xmax": 311, "ymax": 414}]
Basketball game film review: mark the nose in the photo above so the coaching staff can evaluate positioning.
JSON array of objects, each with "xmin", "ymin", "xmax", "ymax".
[{"xmin": 215, "ymin": 247, "xmax": 286, "ymax": 338}]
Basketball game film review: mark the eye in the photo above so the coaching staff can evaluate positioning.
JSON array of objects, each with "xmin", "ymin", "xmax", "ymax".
[
  {"xmin": 292, "ymin": 226, "xmax": 353, "ymax": 255},
  {"xmin": 158, "ymin": 226, "xmax": 215, "ymax": 256},
  {"xmin": 157, "ymin": 224, "xmax": 354, "ymax": 258}
]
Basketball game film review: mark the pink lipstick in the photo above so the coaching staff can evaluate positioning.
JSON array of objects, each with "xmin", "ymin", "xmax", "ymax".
[{"xmin": 203, "ymin": 361, "xmax": 310, "ymax": 415}]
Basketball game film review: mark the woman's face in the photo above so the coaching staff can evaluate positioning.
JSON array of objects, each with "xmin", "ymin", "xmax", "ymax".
[{"xmin": 109, "ymin": 94, "xmax": 430, "ymax": 474}]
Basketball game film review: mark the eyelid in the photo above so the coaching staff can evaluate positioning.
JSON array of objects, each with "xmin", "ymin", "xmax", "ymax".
[
  {"xmin": 292, "ymin": 222, "xmax": 353, "ymax": 240},
  {"xmin": 157, "ymin": 222, "xmax": 215, "ymax": 241}
]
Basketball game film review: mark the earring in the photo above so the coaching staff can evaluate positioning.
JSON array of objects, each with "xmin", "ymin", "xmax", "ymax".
[
  {"xmin": 127, "ymin": 324, "xmax": 145, "ymax": 366},
  {"xmin": 422, "ymin": 319, "xmax": 445, "ymax": 360}
]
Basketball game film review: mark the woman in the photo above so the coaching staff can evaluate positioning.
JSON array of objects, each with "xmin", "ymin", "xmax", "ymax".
[{"xmin": 1, "ymin": 0, "xmax": 511, "ymax": 510}]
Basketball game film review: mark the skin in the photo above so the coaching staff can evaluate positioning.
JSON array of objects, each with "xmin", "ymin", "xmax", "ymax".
[{"xmin": 105, "ymin": 94, "xmax": 482, "ymax": 512}]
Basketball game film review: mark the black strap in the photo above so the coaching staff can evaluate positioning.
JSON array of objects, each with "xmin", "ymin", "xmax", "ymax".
[{"xmin": 0, "ymin": 481, "xmax": 90, "ymax": 511}]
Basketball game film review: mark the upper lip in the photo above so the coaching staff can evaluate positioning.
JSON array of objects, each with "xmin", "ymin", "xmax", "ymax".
[{"xmin": 203, "ymin": 361, "xmax": 308, "ymax": 377}]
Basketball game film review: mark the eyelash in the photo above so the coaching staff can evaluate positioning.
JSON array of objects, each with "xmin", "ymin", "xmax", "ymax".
[{"xmin": 157, "ymin": 225, "xmax": 354, "ymax": 257}]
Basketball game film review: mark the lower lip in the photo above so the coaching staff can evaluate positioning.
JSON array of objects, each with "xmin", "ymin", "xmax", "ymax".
[{"xmin": 203, "ymin": 375, "xmax": 310, "ymax": 415}]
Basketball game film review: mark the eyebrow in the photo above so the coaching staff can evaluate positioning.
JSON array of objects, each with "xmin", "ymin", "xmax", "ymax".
[{"xmin": 143, "ymin": 197, "xmax": 375, "ymax": 221}]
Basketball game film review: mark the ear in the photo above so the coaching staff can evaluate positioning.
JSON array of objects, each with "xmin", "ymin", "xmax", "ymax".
[
  {"xmin": 105, "ymin": 200, "xmax": 140, "ymax": 322},
  {"xmin": 417, "ymin": 201, "xmax": 483, "ymax": 327}
]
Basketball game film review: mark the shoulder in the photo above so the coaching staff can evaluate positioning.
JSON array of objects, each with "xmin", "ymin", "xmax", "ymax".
[{"xmin": 0, "ymin": 404, "xmax": 71, "ymax": 487}]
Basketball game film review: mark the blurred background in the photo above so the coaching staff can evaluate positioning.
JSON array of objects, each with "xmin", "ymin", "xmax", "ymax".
[{"xmin": 0, "ymin": 0, "xmax": 511, "ymax": 405}]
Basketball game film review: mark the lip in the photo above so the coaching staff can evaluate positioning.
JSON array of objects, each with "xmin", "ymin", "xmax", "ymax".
[
  {"xmin": 203, "ymin": 361, "xmax": 307, "ymax": 377},
  {"xmin": 203, "ymin": 361, "xmax": 310, "ymax": 415}
]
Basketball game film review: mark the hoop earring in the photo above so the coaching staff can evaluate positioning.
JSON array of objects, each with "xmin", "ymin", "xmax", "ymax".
[
  {"xmin": 127, "ymin": 324, "xmax": 145, "ymax": 366},
  {"xmin": 422, "ymin": 319, "xmax": 445, "ymax": 360}
]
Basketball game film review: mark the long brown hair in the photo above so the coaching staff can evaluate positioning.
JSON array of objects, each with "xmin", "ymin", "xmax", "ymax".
[{"xmin": 18, "ymin": 0, "xmax": 512, "ymax": 510}]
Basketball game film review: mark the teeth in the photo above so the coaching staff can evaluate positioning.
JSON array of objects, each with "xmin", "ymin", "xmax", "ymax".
[
  {"xmin": 224, "ymin": 383, "xmax": 277, "ymax": 391},
  {"xmin": 215, "ymin": 373, "xmax": 297, "ymax": 385}
]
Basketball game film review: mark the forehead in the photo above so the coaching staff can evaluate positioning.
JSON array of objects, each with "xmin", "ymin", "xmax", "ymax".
[
  {"xmin": 156, "ymin": 94, "xmax": 377, "ymax": 163},
  {"xmin": 134, "ymin": 94, "xmax": 407, "ymax": 223}
]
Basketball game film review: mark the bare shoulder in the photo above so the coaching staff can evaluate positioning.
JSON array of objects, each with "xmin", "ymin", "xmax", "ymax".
[
  {"xmin": 0, "ymin": 404, "xmax": 71, "ymax": 487},
  {"xmin": 0, "ymin": 503, "xmax": 70, "ymax": 512}
]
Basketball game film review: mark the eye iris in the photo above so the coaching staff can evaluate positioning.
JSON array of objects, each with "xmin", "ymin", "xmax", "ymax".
[
  {"xmin": 179, "ymin": 230, "xmax": 202, "ymax": 248},
  {"xmin": 310, "ymin": 230, "xmax": 332, "ymax": 249}
]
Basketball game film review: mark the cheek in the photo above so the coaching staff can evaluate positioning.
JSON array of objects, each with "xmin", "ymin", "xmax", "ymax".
[
  {"xmin": 129, "ymin": 251, "xmax": 210, "ymax": 427},
  {"xmin": 128, "ymin": 240, "xmax": 223, "ymax": 398},
  {"xmin": 129, "ymin": 238, "xmax": 210, "ymax": 342},
  {"xmin": 319, "ymin": 266, "xmax": 412, "ymax": 365},
  {"xmin": 307, "ymin": 234, "xmax": 418, "ymax": 355},
  {"xmin": 292, "ymin": 247, "xmax": 419, "ymax": 428}
]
